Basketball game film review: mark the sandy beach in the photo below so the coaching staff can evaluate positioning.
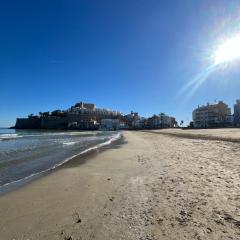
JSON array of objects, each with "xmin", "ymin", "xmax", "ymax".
[{"xmin": 0, "ymin": 129, "xmax": 240, "ymax": 240}]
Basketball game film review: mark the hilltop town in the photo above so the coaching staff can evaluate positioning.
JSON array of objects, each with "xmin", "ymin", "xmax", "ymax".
[{"xmin": 14, "ymin": 102, "xmax": 177, "ymax": 130}]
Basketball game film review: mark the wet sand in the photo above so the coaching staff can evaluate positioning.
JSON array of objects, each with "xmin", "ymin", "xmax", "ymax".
[{"xmin": 0, "ymin": 130, "xmax": 240, "ymax": 240}]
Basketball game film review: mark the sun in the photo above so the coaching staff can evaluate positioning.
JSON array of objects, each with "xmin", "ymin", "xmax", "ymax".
[{"xmin": 214, "ymin": 35, "xmax": 240, "ymax": 65}]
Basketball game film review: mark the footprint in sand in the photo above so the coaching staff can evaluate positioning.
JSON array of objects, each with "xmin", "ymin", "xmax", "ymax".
[{"xmin": 72, "ymin": 211, "xmax": 82, "ymax": 224}]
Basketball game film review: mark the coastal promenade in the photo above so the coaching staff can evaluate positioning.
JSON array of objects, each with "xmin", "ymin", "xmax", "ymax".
[{"xmin": 0, "ymin": 130, "xmax": 240, "ymax": 239}]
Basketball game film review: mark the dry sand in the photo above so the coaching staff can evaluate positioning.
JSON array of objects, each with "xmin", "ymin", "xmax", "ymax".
[
  {"xmin": 0, "ymin": 129, "xmax": 240, "ymax": 240},
  {"xmin": 144, "ymin": 128, "xmax": 240, "ymax": 142}
]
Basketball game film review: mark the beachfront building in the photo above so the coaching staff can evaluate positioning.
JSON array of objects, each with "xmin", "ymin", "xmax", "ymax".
[
  {"xmin": 134, "ymin": 118, "xmax": 146, "ymax": 129},
  {"xmin": 147, "ymin": 115, "xmax": 161, "ymax": 129},
  {"xmin": 159, "ymin": 113, "xmax": 177, "ymax": 128},
  {"xmin": 147, "ymin": 113, "xmax": 177, "ymax": 129},
  {"xmin": 233, "ymin": 100, "xmax": 240, "ymax": 127},
  {"xmin": 124, "ymin": 111, "xmax": 141, "ymax": 129},
  {"xmin": 99, "ymin": 119, "xmax": 120, "ymax": 131},
  {"xmin": 192, "ymin": 101, "xmax": 231, "ymax": 128}
]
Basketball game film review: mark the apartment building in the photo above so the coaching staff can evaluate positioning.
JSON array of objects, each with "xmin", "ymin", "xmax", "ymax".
[
  {"xmin": 192, "ymin": 101, "xmax": 231, "ymax": 128},
  {"xmin": 147, "ymin": 113, "xmax": 177, "ymax": 129}
]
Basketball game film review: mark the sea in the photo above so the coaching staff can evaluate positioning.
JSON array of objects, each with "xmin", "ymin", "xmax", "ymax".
[{"xmin": 0, "ymin": 128, "xmax": 121, "ymax": 193}]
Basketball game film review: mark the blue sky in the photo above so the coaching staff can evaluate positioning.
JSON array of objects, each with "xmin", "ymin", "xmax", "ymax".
[{"xmin": 1, "ymin": 0, "xmax": 240, "ymax": 127}]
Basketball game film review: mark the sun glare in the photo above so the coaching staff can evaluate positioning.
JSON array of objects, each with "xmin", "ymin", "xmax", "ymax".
[{"xmin": 214, "ymin": 35, "xmax": 240, "ymax": 65}]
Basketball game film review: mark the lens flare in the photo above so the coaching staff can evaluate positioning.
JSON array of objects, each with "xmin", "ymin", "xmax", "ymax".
[
  {"xmin": 214, "ymin": 35, "xmax": 240, "ymax": 65},
  {"xmin": 178, "ymin": 33, "xmax": 240, "ymax": 103}
]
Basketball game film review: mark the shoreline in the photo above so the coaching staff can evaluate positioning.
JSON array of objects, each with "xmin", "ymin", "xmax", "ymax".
[
  {"xmin": 0, "ymin": 130, "xmax": 239, "ymax": 240},
  {"xmin": 0, "ymin": 133, "xmax": 124, "ymax": 196}
]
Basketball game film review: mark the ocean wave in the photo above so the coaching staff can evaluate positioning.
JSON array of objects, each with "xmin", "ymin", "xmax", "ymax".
[
  {"xmin": 0, "ymin": 134, "xmax": 22, "ymax": 140},
  {"xmin": 0, "ymin": 131, "xmax": 111, "ymax": 140},
  {"xmin": 46, "ymin": 132, "xmax": 121, "ymax": 169},
  {"xmin": 13, "ymin": 131, "xmax": 99, "ymax": 138},
  {"xmin": 0, "ymin": 132, "xmax": 122, "ymax": 190},
  {"xmin": 56, "ymin": 134, "xmax": 110, "ymax": 146},
  {"xmin": 62, "ymin": 141, "xmax": 78, "ymax": 146}
]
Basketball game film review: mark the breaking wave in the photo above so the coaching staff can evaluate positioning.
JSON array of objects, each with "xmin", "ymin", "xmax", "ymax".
[
  {"xmin": 0, "ymin": 134, "xmax": 22, "ymax": 140},
  {"xmin": 0, "ymin": 131, "xmax": 122, "ymax": 193}
]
